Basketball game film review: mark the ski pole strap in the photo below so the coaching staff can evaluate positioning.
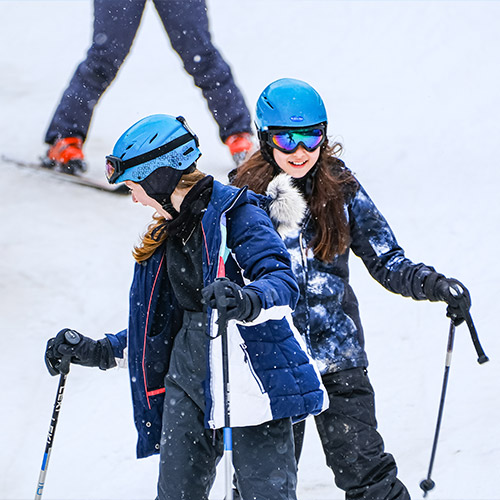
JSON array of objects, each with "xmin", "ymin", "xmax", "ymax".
[{"xmin": 459, "ymin": 304, "xmax": 489, "ymax": 364}]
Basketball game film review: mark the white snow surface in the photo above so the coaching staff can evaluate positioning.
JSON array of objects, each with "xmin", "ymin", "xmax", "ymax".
[{"xmin": 1, "ymin": 1, "xmax": 499, "ymax": 499}]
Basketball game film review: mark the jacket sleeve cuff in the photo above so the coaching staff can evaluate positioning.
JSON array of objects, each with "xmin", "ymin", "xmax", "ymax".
[
  {"xmin": 422, "ymin": 272, "xmax": 446, "ymax": 301},
  {"xmin": 105, "ymin": 329, "xmax": 127, "ymax": 358},
  {"xmin": 245, "ymin": 289, "xmax": 262, "ymax": 322},
  {"xmin": 98, "ymin": 337, "xmax": 118, "ymax": 370}
]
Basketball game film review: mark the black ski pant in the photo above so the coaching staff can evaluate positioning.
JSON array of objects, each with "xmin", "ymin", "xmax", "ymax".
[
  {"xmin": 157, "ymin": 311, "xmax": 297, "ymax": 500},
  {"xmin": 45, "ymin": 0, "xmax": 251, "ymax": 145},
  {"xmin": 294, "ymin": 367, "xmax": 410, "ymax": 500}
]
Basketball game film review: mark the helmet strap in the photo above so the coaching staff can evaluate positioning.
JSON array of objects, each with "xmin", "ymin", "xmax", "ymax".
[
  {"xmin": 258, "ymin": 135, "xmax": 281, "ymax": 174},
  {"xmin": 291, "ymin": 163, "xmax": 319, "ymax": 197},
  {"xmin": 161, "ymin": 198, "xmax": 180, "ymax": 218}
]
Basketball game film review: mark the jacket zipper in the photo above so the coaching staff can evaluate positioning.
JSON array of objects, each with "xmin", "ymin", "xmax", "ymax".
[
  {"xmin": 142, "ymin": 253, "xmax": 165, "ymax": 409},
  {"xmin": 240, "ymin": 343, "xmax": 266, "ymax": 393},
  {"xmin": 298, "ymin": 225, "xmax": 313, "ymax": 354},
  {"xmin": 213, "ymin": 187, "xmax": 247, "ymax": 279},
  {"xmin": 208, "ymin": 187, "xmax": 249, "ymax": 425}
]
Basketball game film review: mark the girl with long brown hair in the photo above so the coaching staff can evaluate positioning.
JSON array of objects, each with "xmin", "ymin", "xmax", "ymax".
[{"xmin": 231, "ymin": 78, "xmax": 472, "ymax": 500}]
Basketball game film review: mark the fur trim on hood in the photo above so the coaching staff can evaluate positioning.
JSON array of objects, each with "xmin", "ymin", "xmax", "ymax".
[{"xmin": 266, "ymin": 174, "xmax": 307, "ymax": 238}]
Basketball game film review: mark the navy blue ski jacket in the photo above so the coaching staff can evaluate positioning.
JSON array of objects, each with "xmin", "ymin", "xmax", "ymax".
[
  {"xmin": 106, "ymin": 180, "xmax": 327, "ymax": 458},
  {"xmin": 284, "ymin": 180, "xmax": 439, "ymax": 375}
]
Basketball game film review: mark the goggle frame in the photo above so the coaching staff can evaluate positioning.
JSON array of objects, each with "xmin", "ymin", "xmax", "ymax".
[{"xmin": 262, "ymin": 124, "xmax": 327, "ymax": 154}]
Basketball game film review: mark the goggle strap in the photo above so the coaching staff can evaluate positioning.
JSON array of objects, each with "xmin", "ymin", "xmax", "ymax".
[
  {"xmin": 120, "ymin": 132, "xmax": 194, "ymax": 170},
  {"xmin": 176, "ymin": 116, "xmax": 199, "ymax": 148}
]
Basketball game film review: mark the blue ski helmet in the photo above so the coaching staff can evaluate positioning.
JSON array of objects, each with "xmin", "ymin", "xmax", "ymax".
[
  {"xmin": 105, "ymin": 114, "xmax": 201, "ymax": 185},
  {"xmin": 255, "ymin": 78, "xmax": 327, "ymax": 131}
]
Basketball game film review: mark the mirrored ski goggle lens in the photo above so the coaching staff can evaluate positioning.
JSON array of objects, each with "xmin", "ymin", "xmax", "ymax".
[
  {"xmin": 105, "ymin": 159, "xmax": 116, "ymax": 181},
  {"xmin": 105, "ymin": 156, "xmax": 125, "ymax": 182},
  {"xmin": 270, "ymin": 129, "xmax": 324, "ymax": 152}
]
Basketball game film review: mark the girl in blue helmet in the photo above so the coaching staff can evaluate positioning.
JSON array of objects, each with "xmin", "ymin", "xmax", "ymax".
[
  {"xmin": 231, "ymin": 79, "xmax": 472, "ymax": 500},
  {"xmin": 44, "ymin": 113, "xmax": 328, "ymax": 500}
]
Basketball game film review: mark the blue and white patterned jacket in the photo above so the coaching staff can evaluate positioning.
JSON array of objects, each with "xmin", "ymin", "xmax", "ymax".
[
  {"xmin": 285, "ymin": 180, "xmax": 439, "ymax": 375},
  {"xmin": 106, "ymin": 179, "xmax": 328, "ymax": 458}
]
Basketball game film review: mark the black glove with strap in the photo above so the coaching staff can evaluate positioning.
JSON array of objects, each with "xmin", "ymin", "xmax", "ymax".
[
  {"xmin": 201, "ymin": 278, "xmax": 262, "ymax": 323},
  {"xmin": 45, "ymin": 328, "xmax": 117, "ymax": 376},
  {"xmin": 424, "ymin": 274, "xmax": 471, "ymax": 326}
]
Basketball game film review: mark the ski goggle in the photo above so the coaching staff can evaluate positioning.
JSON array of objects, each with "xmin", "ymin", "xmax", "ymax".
[
  {"xmin": 105, "ymin": 155, "xmax": 126, "ymax": 184},
  {"xmin": 264, "ymin": 125, "xmax": 326, "ymax": 154}
]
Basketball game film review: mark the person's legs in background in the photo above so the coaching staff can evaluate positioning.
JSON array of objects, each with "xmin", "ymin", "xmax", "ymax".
[
  {"xmin": 44, "ymin": 0, "xmax": 146, "ymax": 172},
  {"xmin": 154, "ymin": 0, "xmax": 253, "ymax": 165}
]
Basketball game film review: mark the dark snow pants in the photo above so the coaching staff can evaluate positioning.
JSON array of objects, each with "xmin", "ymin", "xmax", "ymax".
[
  {"xmin": 157, "ymin": 311, "xmax": 297, "ymax": 500},
  {"xmin": 294, "ymin": 367, "xmax": 410, "ymax": 500},
  {"xmin": 45, "ymin": 0, "xmax": 251, "ymax": 145}
]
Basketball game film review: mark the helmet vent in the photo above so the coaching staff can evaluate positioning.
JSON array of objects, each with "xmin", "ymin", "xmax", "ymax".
[
  {"xmin": 263, "ymin": 96, "xmax": 274, "ymax": 109},
  {"xmin": 149, "ymin": 133, "xmax": 158, "ymax": 143},
  {"xmin": 183, "ymin": 147, "xmax": 194, "ymax": 156}
]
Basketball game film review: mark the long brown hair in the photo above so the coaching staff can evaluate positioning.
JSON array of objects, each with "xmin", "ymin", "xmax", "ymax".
[
  {"xmin": 132, "ymin": 168, "xmax": 206, "ymax": 263},
  {"xmin": 231, "ymin": 142, "xmax": 358, "ymax": 262}
]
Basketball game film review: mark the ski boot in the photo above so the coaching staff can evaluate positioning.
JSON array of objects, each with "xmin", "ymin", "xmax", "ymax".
[
  {"xmin": 43, "ymin": 137, "xmax": 87, "ymax": 175},
  {"xmin": 225, "ymin": 132, "xmax": 254, "ymax": 166}
]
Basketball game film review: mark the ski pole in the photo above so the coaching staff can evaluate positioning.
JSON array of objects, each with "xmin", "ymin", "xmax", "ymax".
[
  {"xmin": 420, "ymin": 319, "xmax": 456, "ymax": 497},
  {"xmin": 35, "ymin": 329, "xmax": 80, "ymax": 500},
  {"xmin": 420, "ymin": 292, "xmax": 490, "ymax": 497},
  {"xmin": 220, "ymin": 311, "xmax": 233, "ymax": 500},
  {"xmin": 213, "ymin": 216, "xmax": 233, "ymax": 500},
  {"xmin": 213, "ymin": 278, "xmax": 233, "ymax": 500}
]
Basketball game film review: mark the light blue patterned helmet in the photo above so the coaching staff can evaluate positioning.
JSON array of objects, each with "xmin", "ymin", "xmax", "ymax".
[{"xmin": 105, "ymin": 114, "xmax": 201, "ymax": 184}]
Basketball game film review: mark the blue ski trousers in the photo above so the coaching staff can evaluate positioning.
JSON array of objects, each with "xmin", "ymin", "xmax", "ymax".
[{"xmin": 45, "ymin": 0, "xmax": 251, "ymax": 145}]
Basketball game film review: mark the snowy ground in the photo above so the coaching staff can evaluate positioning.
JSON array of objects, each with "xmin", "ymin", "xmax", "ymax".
[{"xmin": 1, "ymin": 1, "xmax": 499, "ymax": 499}]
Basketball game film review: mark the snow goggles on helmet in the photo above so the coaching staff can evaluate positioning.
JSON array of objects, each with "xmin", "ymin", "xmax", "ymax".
[
  {"xmin": 264, "ymin": 125, "xmax": 326, "ymax": 154},
  {"xmin": 105, "ymin": 156, "xmax": 129, "ymax": 184},
  {"xmin": 105, "ymin": 130, "xmax": 196, "ymax": 184}
]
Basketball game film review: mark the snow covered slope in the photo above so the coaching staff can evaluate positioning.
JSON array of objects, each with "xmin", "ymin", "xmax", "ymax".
[{"xmin": 1, "ymin": 1, "xmax": 499, "ymax": 499}]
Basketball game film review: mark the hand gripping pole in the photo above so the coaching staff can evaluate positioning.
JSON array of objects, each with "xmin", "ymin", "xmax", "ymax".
[{"xmin": 35, "ymin": 329, "xmax": 80, "ymax": 500}]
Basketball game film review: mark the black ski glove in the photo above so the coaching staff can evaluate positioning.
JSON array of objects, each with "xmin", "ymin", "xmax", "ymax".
[
  {"xmin": 45, "ymin": 328, "xmax": 117, "ymax": 376},
  {"xmin": 424, "ymin": 275, "xmax": 471, "ymax": 326},
  {"xmin": 201, "ymin": 278, "xmax": 262, "ymax": 323}
]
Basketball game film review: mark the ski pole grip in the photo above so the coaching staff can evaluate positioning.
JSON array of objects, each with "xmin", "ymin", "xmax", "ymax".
[
  {"xmin": 57, "ymin": 330, "xmax": 81, "ymax": 375},
  {"xmin": 64, "ymin": 329, "xmax": 81, "ymax": 345},
  {"xmin": 449, "ymin": 283, "xmax": 464, "ymax": 298},
  {"xmin": 214, "ymin": 277, "xmax": 230, "ymax": 328}
]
